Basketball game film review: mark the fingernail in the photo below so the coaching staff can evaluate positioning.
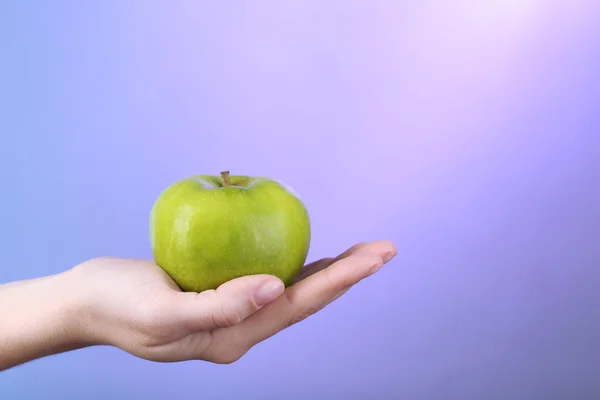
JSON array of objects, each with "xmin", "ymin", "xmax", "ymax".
[
  {"xmin": 383, "ymin": 251, "xmax": 396, "ymax": 263},
  {"xmin": 254, "ymin": 280, "xmax": 284, "ymax": 306}
]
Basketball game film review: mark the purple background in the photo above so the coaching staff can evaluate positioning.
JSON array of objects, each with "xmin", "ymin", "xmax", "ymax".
[{"xmin": 2, "ymin": 1, "xmax": 600, "ymax": 398}]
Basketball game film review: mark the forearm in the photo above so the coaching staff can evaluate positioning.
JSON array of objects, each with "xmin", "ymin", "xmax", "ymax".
[{"xmin": 0, "ymin": 272, "xmax": 88, "ymax": 371}]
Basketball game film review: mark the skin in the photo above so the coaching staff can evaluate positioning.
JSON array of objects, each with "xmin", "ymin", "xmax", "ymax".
[
  {"xmin": 0, "ymin": 240, "xmax": 396, "ymax": 371},
  {"xmin": 150, "ymin": 173, "xmax": 312, "ymax": 292}
]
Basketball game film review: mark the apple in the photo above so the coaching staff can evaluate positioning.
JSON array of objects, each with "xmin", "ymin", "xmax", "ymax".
[{"xmin": 149, "ymin": 171, "xmax": 311, "ymax": 292}]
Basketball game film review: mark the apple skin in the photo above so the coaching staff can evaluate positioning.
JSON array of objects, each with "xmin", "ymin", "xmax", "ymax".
[{"xmin": 149, "ymin": 172, "xmax": 311, "ymax": 292}]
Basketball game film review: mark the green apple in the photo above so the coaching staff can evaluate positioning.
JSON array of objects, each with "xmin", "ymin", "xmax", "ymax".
[{"xmin": 149, "ymin": 171, "xmax": 311, "ymax": 292}]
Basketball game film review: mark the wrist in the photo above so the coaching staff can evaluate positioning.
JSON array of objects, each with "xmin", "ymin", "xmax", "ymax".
[
  {"xmin": 0, "ymin": 271, "xmax": 93, "ymax": 370},
  {"xmin": 46, "ymin": 270, "xmax": 95, "ymax": 349}
]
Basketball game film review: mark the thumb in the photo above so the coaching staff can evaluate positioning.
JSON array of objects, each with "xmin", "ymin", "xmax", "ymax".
[{"xmin": 174, "ymin": 274, "xmax": 285, "ymax": 331}]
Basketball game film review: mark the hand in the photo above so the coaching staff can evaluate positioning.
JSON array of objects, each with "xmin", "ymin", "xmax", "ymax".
[
  {"xmin": 71, "ymin": 240, "xmax": 396, "ymax": 364},
  {"xmin": 0, "ymin": 241, "xmax": 396, "ymax": 369}
]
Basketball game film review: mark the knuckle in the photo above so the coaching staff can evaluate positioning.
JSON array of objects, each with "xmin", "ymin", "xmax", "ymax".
[
  {"xmin": 356, "ymin": 253, "xmax": 383, "ymax": 270},
  {"xmin": 203, "ymin": 290, "xmax": 243, "ymax": 328},
  {"xmin": 220, "ymin": 301, "xmax": 243, "ymax": 327},
  {"xmin": 322, "ymin": 269, "xmax": 337, "ymax": 292}
]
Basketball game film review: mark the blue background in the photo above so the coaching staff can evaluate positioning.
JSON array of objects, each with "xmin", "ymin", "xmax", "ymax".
[{"xmin": 2, "ymin": 1, "xmax": 600, "ymax": 398}]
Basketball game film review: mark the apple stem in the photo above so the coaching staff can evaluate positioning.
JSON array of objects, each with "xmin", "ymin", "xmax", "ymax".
[{"xmin": 221, "ymin": 170, "xmax": 231, "ymax": 186}]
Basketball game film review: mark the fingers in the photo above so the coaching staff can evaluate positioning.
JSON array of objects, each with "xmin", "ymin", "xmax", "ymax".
[
  {"xmin": 171, "ymin": 274, "xmax": 285, "ymax": 332},
  {"xmin": 212, "ymin": 241, "xmax": 396, "ymax": 355},
  {"xmin": 293, "ymin": 241, "xmax": 397, "ymax": 283}
]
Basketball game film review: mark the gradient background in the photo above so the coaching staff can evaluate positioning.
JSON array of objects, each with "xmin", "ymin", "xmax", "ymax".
[{"xmin": 1, "ymin": 1, "xmax": 600, "ymax": 398}]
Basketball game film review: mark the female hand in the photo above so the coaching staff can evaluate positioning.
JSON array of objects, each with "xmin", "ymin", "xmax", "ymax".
[{"xmin": 0, "ymin": 241, "xmax": 396, "ymax": 370}]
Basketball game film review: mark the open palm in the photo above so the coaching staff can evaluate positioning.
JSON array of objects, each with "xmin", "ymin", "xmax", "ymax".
[{"xmin": 70, "ymin": 240, "xmax": 396, "ymax": 364}]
